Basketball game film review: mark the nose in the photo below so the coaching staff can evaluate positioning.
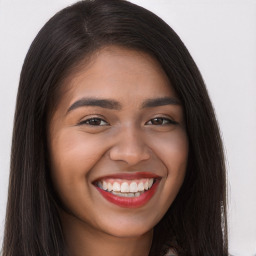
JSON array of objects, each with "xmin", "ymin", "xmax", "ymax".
[{"xmin": 109, "ymin": 126, "xmax": 151, "ymax": 166}]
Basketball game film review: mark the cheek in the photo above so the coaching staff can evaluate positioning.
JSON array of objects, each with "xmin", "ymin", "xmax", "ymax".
[
  {"xmin": 161, "ymin": 130, "xmax": 188, "ymax": 188},
  {"xmin": 146, "ymin": 129, "xmax": 188, "ymax": 202},
  {"xmin": 147, "ymin": 128, "xmax": 188, "ymax": 170},
  {"xmin": 48, "ymin": 129, "xmax": 109, "ymax": 198},
  {"xmin": 50, "ymin": 128, "xmax": 107, "ymax": 168}
]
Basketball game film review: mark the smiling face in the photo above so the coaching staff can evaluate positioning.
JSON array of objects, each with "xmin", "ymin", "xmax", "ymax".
[{"xmin": 48, "ymin": 46, "xmax": 188, "ymax": 238}]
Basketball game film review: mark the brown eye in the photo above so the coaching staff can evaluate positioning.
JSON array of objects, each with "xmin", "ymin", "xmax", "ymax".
[
  {"xmin": 151, "ymin": 118, "xmax": 164, "ymax": 125},
  {"xmin": 79, "ymin": 118, "xmax": 108, "ymax": 126},
  {"xmin": 146, "ymin": 117, "xmax": 178, "ymax": 125}
]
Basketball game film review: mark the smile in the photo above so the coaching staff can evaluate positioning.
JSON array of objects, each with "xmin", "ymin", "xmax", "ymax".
[
  {"xmin": 96, "ymin": 178, "xmax": 154, "ymax": 197},
  {"xmin": 93, "ymin": 173, "xmax": 161, "ymax": 208}
]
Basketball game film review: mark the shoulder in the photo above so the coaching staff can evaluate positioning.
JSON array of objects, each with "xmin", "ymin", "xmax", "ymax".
[{"xmin": 165, "ymin": 249, "xmax": 177, "ymax": 256}]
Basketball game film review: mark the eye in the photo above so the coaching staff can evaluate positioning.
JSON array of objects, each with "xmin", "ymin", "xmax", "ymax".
[
  {"xmin": 79, "ymin": 117, "xmax": 109, "ymax": 126},
  {"xmin": 146, "ymin": 117, "xmax": 178, "ymax": 125}
]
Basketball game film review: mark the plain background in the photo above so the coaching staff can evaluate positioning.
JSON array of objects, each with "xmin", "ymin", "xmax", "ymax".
[{"xmin": 0, "ymin": 0, "xmax": 255, "ymax": 255}]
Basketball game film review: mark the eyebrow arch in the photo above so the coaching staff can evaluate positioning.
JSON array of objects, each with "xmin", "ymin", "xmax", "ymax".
[
  {"xmin": 67, "ymin": 98, "xmax": 122, "ymax": 113},
  {"xmin": 67, "ymin": 96, "xmax": 181, "ymax": 114},
  {"xmin": 141, "ymin": 97, "xmax": 181, "ymax": 108}
]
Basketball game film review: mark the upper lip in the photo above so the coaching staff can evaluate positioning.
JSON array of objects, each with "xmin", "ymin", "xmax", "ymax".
[{"xmin": 93, "ymin": 172, "xmax": 161, "ymax": 182}]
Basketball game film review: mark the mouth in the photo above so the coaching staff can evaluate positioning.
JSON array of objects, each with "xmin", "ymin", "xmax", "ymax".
[{"xmin": 93, "ymin": 172, "xmax": 161, "ymax": 208}]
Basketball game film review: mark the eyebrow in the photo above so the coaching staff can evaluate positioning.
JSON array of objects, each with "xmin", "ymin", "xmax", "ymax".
[
  {"xmin": 141, "ymin": 97, "xmax": 181, "ymax": 108},
  {"xmin": 67, "ymin": 96, "xmax": 181, "ymax": 113},
  {"xmin": 67, "ymin": 98, "xmax": 122, "ymax": 112}
]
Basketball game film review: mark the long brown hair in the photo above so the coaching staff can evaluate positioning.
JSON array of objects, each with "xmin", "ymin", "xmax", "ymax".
[{"xmin": 2, "ymin": 0, "xmax": 228, "ymax": 255}]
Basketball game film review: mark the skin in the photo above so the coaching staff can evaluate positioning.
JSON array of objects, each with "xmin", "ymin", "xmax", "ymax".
[{"xmin": 48, "ymin": 46, "xmax": 189, "ymax": 256}]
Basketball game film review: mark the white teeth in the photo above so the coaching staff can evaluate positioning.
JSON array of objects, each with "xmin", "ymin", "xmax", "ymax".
[
  {"xmin": 112, "ymin": 191, "xmax": 121, "ymax": 196},
  {"xmin": 107, "ymin": 183, "xmax": 112, "ymax": 191},
  {"xmin": 144, "ymin": 180, "xmax": 149, "ymax": 190},
  {"xmin": 129, "ymin": 182, "xmax": 137, "ymax": 192},
  {"xmin": 121, "ymin": 182, "xmax": 129, "ymax": 192},
  {"xmin": 103, "ymin": 181, "xmax": 108, "ymax": 190},
  {"xmin": 97, "ymin": 178, "xmax": 156, "ymax": 194},
  {"xmin": 112, "ymin": 191, "xmax": 142, "ymax": 197},
  {"xmin": 148, "ymin": 178, "xmax": 154, "ymax": 188},
  {"xmin": 112, "ymin": 182, "xmax": 121, "ymax": 192},
  {"xmin": 137, "ymin": 182, "xmax": 144, "ymax": 191}
]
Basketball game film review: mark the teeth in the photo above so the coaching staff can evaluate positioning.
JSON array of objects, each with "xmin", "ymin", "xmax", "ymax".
[
  {"xmin": 121, "ymin": 182, "xmax": 129, "ymax": 192},
  {"xmin": 107, "ymin": 183, "xmax": 112, "ymax": 191},
  {"xmin": 137, "ymin": 182, "xmax": 144, "ymax": 191},
  {"xmin": 98, "ymin": 181, "xmax": 103, "ymax": 189},
  {"xmin": 112, "ymin": 191, "xmax": 142, "ymax": 197},
  {"xmin": 103, "ymin": 181, "xmax": 108, "ymax": 190},
  {"xmin": 129, "ymin": 182, "xmax": 137, "ymax": 192},
  {"xmin": 148, "ymin": 178, "xmax": 154, "ymax": 188},
  {"xmin": 113, "ymin": 182, "xmax": 121, "ymax": 192},
  {"xmin": 126, "ymin": 193, "xmax": 135, "ymax": 197},
  {"xmin": 144, "ymin": 180, "xmax": 149, "ymax": 190},
  {"xmin": 97, "ymin": 178, "xmax": 155, "ymax": 193}
]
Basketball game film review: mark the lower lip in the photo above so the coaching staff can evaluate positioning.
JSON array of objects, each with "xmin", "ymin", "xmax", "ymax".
[{"xmin": 95, "ymin": 180, "xmax": 160, "ymax": 208}]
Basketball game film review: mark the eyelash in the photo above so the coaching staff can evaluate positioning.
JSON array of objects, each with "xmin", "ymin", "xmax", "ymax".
[
  {"xmin": 78, "ymin": 117, "xmax": 178, "ymax": 126},
  {"xmin": 145, "ymin": 117, "xmax": 178, "ymax": 125},
  {"xmin": 79, "ymin": 118, "xmax": 109, "ymax": 126}
]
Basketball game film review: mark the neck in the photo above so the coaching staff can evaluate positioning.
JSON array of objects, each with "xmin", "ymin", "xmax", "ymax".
[{"xmin": 61, "ymin": 211, "xmax": 153, "ymax": 256}]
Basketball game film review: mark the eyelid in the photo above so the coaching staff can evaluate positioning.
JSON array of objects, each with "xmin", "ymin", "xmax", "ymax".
[
  {"xmin": 77, "ymin": 115, "xmax": 109, "ymax": 126},
  {"xmin": 145, "ymin": 116, "xmax": 178, "ymax": 125},
  {"xmin": 76, "ymin": 114, "xmax": 179, "ymax": 127}
]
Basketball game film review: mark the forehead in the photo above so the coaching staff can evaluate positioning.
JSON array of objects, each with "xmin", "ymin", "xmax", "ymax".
[{"xmin": 59, "ymin": 46, "xmax": 178, "ymax": 107}]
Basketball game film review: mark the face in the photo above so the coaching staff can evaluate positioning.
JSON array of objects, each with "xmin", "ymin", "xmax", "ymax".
[{"xmin": 48, "ymin": 46, "xmax": 188, "ymax": 238}]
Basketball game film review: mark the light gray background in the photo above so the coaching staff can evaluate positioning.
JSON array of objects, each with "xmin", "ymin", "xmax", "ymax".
[{"xmin": 0, "ymin": 0, "xmax": 255, "ymax": 255}]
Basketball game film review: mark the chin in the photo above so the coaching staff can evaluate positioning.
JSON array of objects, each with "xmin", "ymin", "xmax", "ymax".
[
  {"xmin": 95, "ymin": 215, "xmax": 156, "ymax": 238},
  {"xmin": 105, "ymin": 225, "xmax": 153, "ymax": 239}
]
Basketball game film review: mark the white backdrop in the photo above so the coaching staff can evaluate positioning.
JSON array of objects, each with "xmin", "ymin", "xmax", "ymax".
[{"xmin": 0, "ymin": 0, "xmax": 255, "ymax": 255}]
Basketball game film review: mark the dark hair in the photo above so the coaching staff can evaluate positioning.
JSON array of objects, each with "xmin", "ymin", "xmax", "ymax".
[{"xmin": 2, "ymin": 0, "xmax": 228, "ymax": 255}]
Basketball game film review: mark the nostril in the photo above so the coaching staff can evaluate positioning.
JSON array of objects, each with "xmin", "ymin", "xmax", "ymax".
[{"xmin": 109, "ymin": 146, "xmax": 150, "ymax": 165}]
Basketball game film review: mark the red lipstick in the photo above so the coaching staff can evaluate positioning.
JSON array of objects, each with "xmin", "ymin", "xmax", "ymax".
[{"xmin": 94, "ymin": 172, "xmax": 161, "ymax": 208}]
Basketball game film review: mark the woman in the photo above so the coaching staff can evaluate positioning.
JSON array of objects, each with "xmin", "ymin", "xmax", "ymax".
[{"xmin": 2, "ymin": 0, "xmax": 228, "ymax": 255}]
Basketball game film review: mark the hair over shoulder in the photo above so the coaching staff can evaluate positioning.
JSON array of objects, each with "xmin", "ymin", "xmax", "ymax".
[{"xmin": 2, "ymin": 0, "xmax": 228, "ymax": 255}]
